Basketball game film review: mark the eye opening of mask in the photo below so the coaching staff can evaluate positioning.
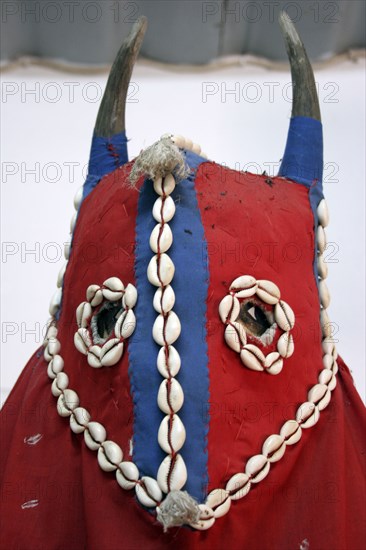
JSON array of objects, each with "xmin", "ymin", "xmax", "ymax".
[
  {"xmin": 236, "ymin": 299, "xmax": 277, "ymax": 346},
  {"xmin": 90, "ymin": 301, "xmax": 124, "ymax": 345}
]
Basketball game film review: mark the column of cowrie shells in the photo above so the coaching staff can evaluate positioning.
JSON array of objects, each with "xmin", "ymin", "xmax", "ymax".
[
  {"xmin": 188, "ymin": 199, "xmax": 338, "ymax": 531},
  {"xmin": 43, "ymin": 144, "xmax": 338, "ymax": 532},
  {"xmin": 147, "ymin": 171, "xmax": 188, "ymax": 496},
  {"xmin": 218, "ymin": 275, "xmax": 295, "ymax": 375}
]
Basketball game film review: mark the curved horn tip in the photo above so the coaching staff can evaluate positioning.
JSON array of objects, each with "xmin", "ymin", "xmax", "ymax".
[
  {"xmin": 278, "ymin": 11, "xmax": 301, "ymax": 44},
  {"xmin": 278, "ymin": 10, "xmax": 321, "ymax": 122},
  {"xmin": 94, "ymin": 15, "xmax": 148, "ymax": 138}
]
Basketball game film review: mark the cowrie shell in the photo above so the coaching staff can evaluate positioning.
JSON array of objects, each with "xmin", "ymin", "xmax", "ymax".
[
  {"xmin": 157, "ymin": 345, "xmax": 181, "ymax": 378},
  {"xmin": 135, "ymin": 476, "xmax": 162, "ymax": 508},
  {"xmin": 102, "ymin": 277, "xmax": 124, "ymax": 301},
  {"xmin": 51, "ymin": 372, "xmax": 69, "ymax": 397},
  {"xmin": 57, "ymin": 262, "xmax": 68, "ymax": 288},
  {"xmin": 147, "ymin": 253, "xmax": 175, "ymax": 287},
  {"xmin": 308, "ymin": 383, "xmax": 331, "ymax": 411},
  {"xmin": 317, "ymin": 225, "xmax": 327, "ymax": 254},
  {"xmin": 153, "ymin": 173, "xmax": 176, "ymax": 196},
  {"xmin": 74, "ymin": 328, "xmax": 91, "ymax": 354},
  {"xmin": 84, "ymin": 421, "xmax": 107, "ymax": 451},
  {"xmin": 49, "ymin": 288, "xmax": 62, "ymax": 316},
  {"xmin": 277, "ymin": 332, "xmax": 294, "ymax": 358},
  {"xmin": 317, "ymin": 254, "xmax": 328, "ymax": 279},
  {"xmin": 157, "ymin": 378, "xmax": 184, "ymax": 414},
  {"xmin": 123, "ymin": 283, "xmax": 138, "ymax": 308},
  {"xmin": 44, "ymin": 338, "xmax": 61, "ymax": 362},
  {"xmin": 317, "ymin": 198, "xmax": 329, "ymax": 227},
  {"xmin": 184, "ymin": 137, "xmax": 193, "ymax": 150},
  {"xmin": 321, "ymin": 367, "xmax": 336, "ymax": 391},
  {"xmin": 296, "ymin": 401, "xmax": 320, "ymax": 429},
  {"xmin": 224, "ymin": 322, "xmax": 246, "ymax": 352},
  {"xmin": 171, "ymin": 135, "xmax": 186, "ymax": 149},
  {"xmin": 57, "ymin": 389, "xmax": 79, "ymax": 417},
  {"xmin": 43, "ymin": 325, "xmax": 57, "ymax": 346},
  {"xmin": 86, "ymin": 284, "xmax": 103, "ymax": 307},
  {"xmin": 274, "ymin": 300, "xmax": 295, "ymax": 331},
  {"xmin": 229, "ymin": 275, "xmax": 257, "ymax": 298},
  {"xmin": 64, "ymin": 240, "xmax": 71, "ymax": 260},
  {"xmin": 97, "ymin": 441, "xmax": 123, "ymax": 472},
  {"xmin": 280, "ymin": 420, "xmax": 302, "ymax": 445},
  {"xmin": 206, "ymin": 489, "xmax": 231, "ymax": 518},
  {"xmin": 264, "ymin": 352, "xmax": 283, "ymax": 375},
  {"xmin": 256, "ymin": 280, "xmax": 281, "ymax": 305},
  {"xmin": 76, "ymin": 301, "xmax": 92, "ymax": 328},
  {"xmin": 100, "ymin": 338, "xmax": 124, "ymax": 367},
  {"xmin": 191, "ymin": 143, "xmax": 201, "ymax": 155},
  {"xmin": 70, "ymin": 212, "xmax": 77, "ymax": 233},
  {"xmin": 158, "ymin": 414, "xmax": 186, "ymax": 453},
  {"xmin": 157, "ymin": 453, "xmax": 187, "ymax": 493},
  {"xmin": 320, "ymin": 309, "xmax": 332, "ymax": 338},
  {"xmin": 240, "ymin": 345, "xmax": 265, "ymax": 372},
  {"xmin": 153, "ymin": 311, "xmax": 181, "ymax": 346},
  {"xmin": 226, "ymin": 473, "xmax": 251, "ymax": 500},
  {"xmin": 153, "ymin": 285, "xmax": 175, "ymax": 313},
  {"xmin": 245, "ymin": 454, "xmax": 270, "ymax": 483},
  {"xmin": 149, "ymin": 223, "xmax": 173, "ymax": 253},
  {"xmin": 115, "ymin": 309, "xmax": 136, "ymax": 339},
  {"xmin": 116, "ymin": 461, "xmax": 139, "ymax": 490},
  {"xmin": 152, "ymin": 195, "xmax": 176, "ymax": 223},
  {"xmin": 218, "ymin": 295, "xmax": 240, "ymax": 323},
  {"xmin": 87, "ymin": 345, "xmax": 102, "ymax": 368},
  {"xmin": 328, "ymin": 372, "xmax": 337, "ymax": 391},
  {"xmin": 323, "ymin": 354, "xmax": 337, "ymax": 373},
  {"xmin": 190, "ymin": 504, "xmax": 215, "ymax": 530},
  {"xmin": 319, "ymin": 280, "xmax": 330, "ymax": 309},
  {"xmin": 47, "ymin": 354, "xmax": 64, "ymax": 379},
  {"xmin": 322, "ymin": 338, "xmax": 338, "ymax": 359},
  {"xmin": 70, "ymin": 407, "xmax": 90, "ymax": 434},
  {"xmin": 73, "ymin": 185, "xmax": 83, "ymax": 210},
  {"xmin": 262, "ymin": 434, "xmax": 286, "ymax": 463},
  {"xmin": 318, "ymin": 368, "xmax": 333, "ymax": 386}
]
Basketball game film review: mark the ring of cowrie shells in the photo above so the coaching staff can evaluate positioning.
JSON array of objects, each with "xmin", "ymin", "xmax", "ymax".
[
  {"xmin": 73, "ymin": 277, "xmax": 138, "ymax": 368},
  {"xmin": 219, "ymin": 275, "xmax": 295, "ymax": 375}
]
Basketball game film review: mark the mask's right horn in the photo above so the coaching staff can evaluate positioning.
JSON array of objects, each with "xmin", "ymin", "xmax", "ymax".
[{"xmin": 278, "ymin": 12, "xmax": 323, "ymax": 186}]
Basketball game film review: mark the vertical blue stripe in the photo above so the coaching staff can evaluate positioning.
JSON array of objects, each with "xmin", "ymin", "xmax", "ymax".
[{"xmin": 128, "ymin": 151, "xmax": 209, "ymax": 502}]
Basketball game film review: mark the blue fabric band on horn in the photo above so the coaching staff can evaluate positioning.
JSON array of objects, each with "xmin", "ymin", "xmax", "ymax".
[
  {"xmin": 57, "ymin": 132, "xmax": 129, "ymax": 320},
  {"xmin": 82, "ymin": 131, "xmax": 129, "ymax": 202},
  {"xmin": 279, "ymin": 116, "xmax": 323, "ymax": 188},
  {"xmin": 279, "ymin": 116, "xmax": 325, "ymax": 305},
  {"xmin": 129, "ymin": 150, "xmax": 209, "ymax": 503}
]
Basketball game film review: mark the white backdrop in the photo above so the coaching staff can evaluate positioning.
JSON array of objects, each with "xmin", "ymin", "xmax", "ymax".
[{"xmin": 1, "ymin": 57, "xmax": 365, "ymax": 404}]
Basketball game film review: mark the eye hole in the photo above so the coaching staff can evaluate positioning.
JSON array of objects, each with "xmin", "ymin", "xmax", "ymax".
[
  {"xmin": 237, "ymin": 300, "xmax": 276, "ymax": 345},
  {"xmin": 91, "ymin": 301, "xmax": 123, "ymax": 345}
]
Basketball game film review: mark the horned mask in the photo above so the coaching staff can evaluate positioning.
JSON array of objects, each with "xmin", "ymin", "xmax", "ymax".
[{"xmin": 1, "ymin": 13, "xmax": 365, "ymax": 550}]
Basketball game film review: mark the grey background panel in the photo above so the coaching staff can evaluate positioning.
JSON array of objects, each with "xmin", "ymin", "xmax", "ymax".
[{"xmin": 0, "ymin": 0, "xmax": 365, "ymax": 64}]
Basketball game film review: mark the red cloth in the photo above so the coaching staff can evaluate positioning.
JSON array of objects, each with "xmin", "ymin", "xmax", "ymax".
[{"xmin": 1, "ymin": 161, "xmax": 365, "ymax": 550}]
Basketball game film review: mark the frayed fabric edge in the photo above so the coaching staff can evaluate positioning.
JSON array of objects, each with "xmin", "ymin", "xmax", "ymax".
[{"xmin": 129, "ymin": 136, "xmax": 190, "ymax": 187}]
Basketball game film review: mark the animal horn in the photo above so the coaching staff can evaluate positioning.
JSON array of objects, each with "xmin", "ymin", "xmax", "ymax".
[
  {"xmin": 94, "ymin": 16, "xmax": 147, "ymax": 138},
  {"xmin": 279, "ymin": 11, "xmax": 321, "ymax": 121}
]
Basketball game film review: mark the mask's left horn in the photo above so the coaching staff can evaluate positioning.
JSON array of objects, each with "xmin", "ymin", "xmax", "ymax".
[{"xmin": 94, "ymin": 16, "xmax": 147, "ymax": 138}]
